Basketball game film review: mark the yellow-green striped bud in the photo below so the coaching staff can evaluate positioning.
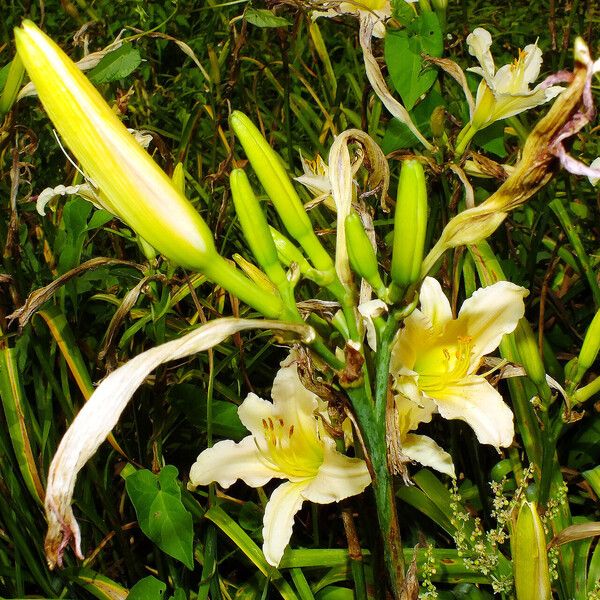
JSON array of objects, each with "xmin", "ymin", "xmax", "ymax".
[
  {"xmin": 15, "ymin": 22, "xmax": 284, "ymax": 318},
  {"xmin": 230, "ymin": 169, "xmax": 288, "ymax": 291},
  {"xmin": 390, "ymin": 160, "xmax": 428, "ymax": 289},
  {"xmin": 14, "ymin": 21, "xmax": 215, "ymax": 272},
  {"xmin": 229, "ymin": 110, "xmax": 334, "ymax": 274},
  {"xmin": 345, "ymin": 212, "xmax": 386, "ymax": 298},
  {"xmin": 512, "ymin": 500, "xmax": 551, "ymax": 600}
]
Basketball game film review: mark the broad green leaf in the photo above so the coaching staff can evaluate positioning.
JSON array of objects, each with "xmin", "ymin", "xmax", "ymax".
[
  {"xmin": 384, "ymin": 12, "xmax": 443, "ymax": 110},
  {"xmin": 473, "ymin": 121, "xmax": 507, "ymax": 158},
  {"xmin": 125, "ymin": 466, "xmax": 194, "ymax": 569},
  {"xmin": 245, "ymin": 8, "xmax": 291, "ymax": 28},
  {"xmin": 391, "ymin": 0, "xmax": 416, "ymax": 25},
  {"xmin": 88, "ymin": 44, "xmax": 142, "ymax": 84},
  {"xmin": 381, "ymin": 88, "xmax": 444, "ymax": 153},
  {"xmin": 127, "ymin": 576, "xmax": 166, "ymax": 600}
]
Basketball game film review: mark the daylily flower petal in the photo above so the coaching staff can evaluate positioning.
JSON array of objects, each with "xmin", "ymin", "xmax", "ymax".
[
  {"xmin": 430, "ymin": 375, "xmax": 514, "ymax": 449},
  {"xmin": 390, "ymin": 277, "xmax": 525, "ymax": 451},
  {"xmin": 402, "ymin": 433, "xmax": 456, "ymax": 478},
  {"xmin": 358, "ymin": 299, "xmax": 387, "ymax": 351},
  {"xmin": 586, "ymin": 157, "xmax": 600, "ymax": 186},
  {"xmin": 390, "ymin": 310, "xmax": 430, "ymax": 373},
  {"xmin": 465, "ymin": 27, "xmax": 564, "ymax": 130},
  {"xmin": 262, "ymin": 481, "xmax": 308, "ymax": 566},
  {"xmin": 189, "ymin": 436, "xmax": 280, "ymax": 488},
  {"xmin": 455, "ymin": 280, "xmax": 528, "ymax": 362},
  {"xmin": 419, "ymin": 277, "xmax": 453, "ymax": 333},
  {"xmin": 303, "ymin": 439, "xmax": 371, "ymax": 503},
  {"xmin": 189, "ymin": 352, "xmax": 370, "ymax": 566},
  {"xmin": 466, "ymin": 27, "xmax": 495, "ymax": 82}
]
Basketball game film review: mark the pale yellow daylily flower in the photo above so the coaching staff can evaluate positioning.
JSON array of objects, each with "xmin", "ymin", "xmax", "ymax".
[
  {"xmin": 188, "ymin": 354, "xmax": 371, "ymax": 567},
  {"xmin": 390, "ymin": 277, "xmax": 528, "ymax": 449},
  {"xmin": 466, "ymin": 27, "xmax": 563, "ymax": 131}
]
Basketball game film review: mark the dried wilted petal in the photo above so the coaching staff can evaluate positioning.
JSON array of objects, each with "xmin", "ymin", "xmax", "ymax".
[{"xmin": 44, "ymin": 318, "xmax": 314, "ymax": 568}]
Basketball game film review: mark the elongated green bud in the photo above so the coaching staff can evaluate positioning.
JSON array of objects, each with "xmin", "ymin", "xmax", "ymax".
[
  {"xmin": 571, "ymin": 307, "xmax": 600, "ymax": 387},
  {"xmin": 345, "ymin": 212, "xmax": 386, "ymax": 298},
  {"xmin": 229, "ymin": 110, "xmax": 334, "ymax": 273},
  {"xmin": 269, "ymin": 226, "xmax": 312, "ymax": 271},
  {"xmin": 390, "ymin": 160, "xmax": 428, "ymax": 289},
  {"xmin": 512, "ymin": 500, "xmax": 551, "ymax": 600},
  {"xmin": 0, "ymin": 54, "xmax": 25, "ymax": 117},
  {"xmin": 230, "ymin": 169, "xmax": 288, "ymax": 290},
  {"xmin": 171, "ymin": 162, "xmax": 186, "ymax": 195},
  {"xmin": 513, "ymin": 319, "xmax": 552, "ymax": 406}
]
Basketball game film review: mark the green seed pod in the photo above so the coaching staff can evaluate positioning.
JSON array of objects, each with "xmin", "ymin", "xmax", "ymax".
[
  {"xmin": 230, "ymin": 169, "xmax": 288, "ymax": 290},
  {"xmin": 390, "ymin": 160, "xmax": 428, "ymax": 289},
  {"xmin": 345, "ymin": 212, "xmax": 386, "ymax": 298},
  {"xmin": 229, "ymin": 110, "xmax": 334, "ymax": 274},
  {"xmin": 512, "ymin": 500, "xmax": 551, "ymax": 600}
]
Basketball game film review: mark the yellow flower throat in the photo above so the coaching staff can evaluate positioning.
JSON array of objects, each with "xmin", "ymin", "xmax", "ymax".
[
  {"xmin": 257, "ymin": 415, "xmax": 324, "ymax": 478},
  {"xmin": 414, "ymin": 335, "xmax": 475, "ymax": 393}
]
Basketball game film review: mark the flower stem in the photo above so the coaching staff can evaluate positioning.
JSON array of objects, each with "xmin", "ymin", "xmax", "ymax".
[{"xmin": 454, "ymin": 122, "xmax": 478, "ymax": 157}]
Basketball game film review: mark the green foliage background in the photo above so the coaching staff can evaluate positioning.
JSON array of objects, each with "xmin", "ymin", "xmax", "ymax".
[{"xmin": 0, "ymin": 0, "xmax": 598, "ymax": 598}]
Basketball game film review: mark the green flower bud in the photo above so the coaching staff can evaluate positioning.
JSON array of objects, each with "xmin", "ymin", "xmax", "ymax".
[
  {"xmin": 230, "ymin": 169, "xmax": 289, "ymax": 291},
  {"xmin": 229, "ymin": 110, "xmax": 335, "ymax": 274},
  {"xmin": 15, "ymin": 22, "xmax": 283, "ymax": 318},
  {"xmin": 512, "ymin": 500, "xmax": 551, "ymax": 600},
  {"xmin": 390, "ymin": 160, "xmax": 428, "ymax": 289},
  {"xmin": 513, "ymin": 319, "xmax": 552, "ymax": 406},
  {"xmin": 15, "ymin": 21, "xmax": 215, "ymax": 272},
  {"xmin": 345, "ymin": 212, "xmax": 386, "ymax": 298},
  {"xmin": 572, "ymin": 307, "xmax": 600, "ymax": 386}
]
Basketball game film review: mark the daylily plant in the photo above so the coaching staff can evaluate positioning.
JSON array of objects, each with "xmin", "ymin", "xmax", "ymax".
[
  {"xmin": 188, "ymin": 354, "xmax": 371, "ymax": 566},
  {"xmin": 455, "ymin": 27, "xmax": 564, "ymax": 154},
  {"xmin": 390, "ymin": 277, "xmax": 528, "ymax": 449}
]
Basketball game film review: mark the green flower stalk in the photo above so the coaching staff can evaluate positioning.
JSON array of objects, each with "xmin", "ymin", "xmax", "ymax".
[
  {"xmin": 15, "ymin": 21, "xmax": 283, "ymax": 319},
  {"xmin": 390, "ymin": 160, "xmax": 428, "ymax": 292}
]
